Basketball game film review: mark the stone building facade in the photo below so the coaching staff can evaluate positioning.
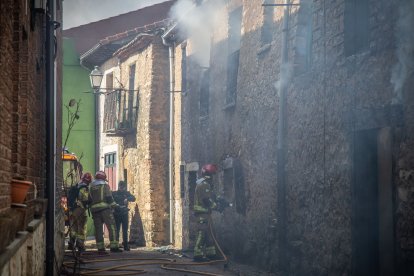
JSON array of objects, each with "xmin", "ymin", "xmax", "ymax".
[
  {"xmin": 167, "ymin": 0, "xmax": 414, "ymax": 275},
  {"xmin": 81, "ymin": 25, "xmax": 171, "ymax": 246},
  {"xmin": 0, "ymin": 0, "xmax": 64, "ymax": 274}
]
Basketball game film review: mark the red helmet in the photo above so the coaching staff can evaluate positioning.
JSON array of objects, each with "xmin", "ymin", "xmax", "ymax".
[
  {"xmin": 81, "ymin": 172, "xmax": 92, "ymax": 183},
  {"xmin": 201, "ymin": 164, "xmax": 218, "ymax": 176},
  {"xmin": 95, "ymin": 171, "xmax": 107, "ymax": 180}
]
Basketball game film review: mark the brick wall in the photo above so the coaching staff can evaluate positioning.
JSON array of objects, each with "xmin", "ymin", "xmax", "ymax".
[{"xmin": 0, "ymin": 0, "xmax": 64, "ymax": 272}]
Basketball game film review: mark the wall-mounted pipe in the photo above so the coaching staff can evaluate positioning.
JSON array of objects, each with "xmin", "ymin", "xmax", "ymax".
[
  {"xmin": 277, "ymin": 0, "xmax": 290, "ymax": 273},
  {"xmin": 46, "ymin": 0, "xmax": 56, "ymax": 274},
  {"xmin": 162, "ymin": 32, "xmax": 176, "ymax": 245}
]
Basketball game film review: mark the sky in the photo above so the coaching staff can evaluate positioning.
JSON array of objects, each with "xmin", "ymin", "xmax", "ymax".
[{"xmin": 62, "ymin": 0, "xmax": 168, "ymax": 29}]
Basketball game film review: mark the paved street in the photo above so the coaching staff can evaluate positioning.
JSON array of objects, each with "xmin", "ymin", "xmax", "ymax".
[{"xmin": 61, "ymin": 245, "xmax": 277, "ymax": 276}]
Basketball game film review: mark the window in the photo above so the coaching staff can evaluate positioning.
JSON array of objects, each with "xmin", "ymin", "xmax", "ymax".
[
  {"xmin": 104, "ymin": 152, "xmax": 117, "ymax": 190},
  {"xmin": 344, "ymin": 0, "xmax": 369, "ymax": 57},
  {"xmin": 103, "ymin": 68, "xmax": 139, "ymax": 136},
  {"xmin": 181, "ymin": 43, "xmax": 187, "ymax": 93},
  {"xmin": 226, "ymin": 7, "xmax": 243, "ymax": 107},
  {"xmin": 199, "ymin": 69, "xmax": 210, "ymax": 118},
  {"xmin": 294, "ymin": 0, "xmax": 314, "ymax": 74},
  {"xmin": 103, "ymin": 73, "xmax": 115, "ymax": 132},
  {"xmin": 261, "ymin": 1, "xmax": 274, "ymax": 45},
  {"xmin": 126, "ymin": 64, "xmax": 136, "ymax": 124}
]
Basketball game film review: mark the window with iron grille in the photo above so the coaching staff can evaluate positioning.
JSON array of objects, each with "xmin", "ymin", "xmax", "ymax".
[
  {"xmin": 344, "ymin": 0, "xmax": 369, "ymax": 57},
  {"xmin": 103, "ymin": 66, "xmax": 139, "ymax": 136},
  {"xmin": 199, "ymin": 69, "xmax": 210, "ymax": 118},
  {"xmin": 103, "ymin": 73, "xmax": 116, "ymax": 132},
  {"xmin": 226, "ymin": 7, "xmax": 242, "ymax": 107},
  {"xmin": 261, "ymin": 1, "xmax": 274, "ymax": 45}
]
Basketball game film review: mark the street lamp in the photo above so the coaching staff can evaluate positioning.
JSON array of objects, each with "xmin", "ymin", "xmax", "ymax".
[{"xmin": 90, "ymin": 66, "xmax": 104, "ymax": 91}]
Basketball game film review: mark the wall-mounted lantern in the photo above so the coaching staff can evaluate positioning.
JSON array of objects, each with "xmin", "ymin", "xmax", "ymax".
[{"xmin": 89, "ymin": 66, "xmax": 104, "ymax": 91}]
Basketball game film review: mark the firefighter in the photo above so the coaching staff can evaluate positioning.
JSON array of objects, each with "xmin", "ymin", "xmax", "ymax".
[
  {"xmin": 68, "ymin": 172, "xmax": 91, "ymax": 252},
  {"xmin": 89, "ymin": 171, "xmax": 122, "ymax": 253},
  {"xmin": 113, "ymin": 180, "xmax": 136, "ymax": 251},
  {"xmin": 193, "ymin": 164, "xmax": 219, "ymax": 261}
]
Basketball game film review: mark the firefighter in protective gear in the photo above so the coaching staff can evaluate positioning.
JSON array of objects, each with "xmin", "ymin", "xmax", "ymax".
[
  {"xmin": 193, "ymin": 164, "xmax": 219, "ymax": 261},
  {"xmin": 68, "ymin": 172, "xmax": 91, "ymax": 252},
  {"xmin": 89, "ymin": 171, "xmax": 122, "ymax": 253},
  {"xmin": 113, "ymin": 180, "xmax": 136, "ymax": 251}
]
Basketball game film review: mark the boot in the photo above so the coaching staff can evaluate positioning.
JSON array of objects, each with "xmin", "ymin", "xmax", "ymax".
[
  {"xmin": 68, "ymin": 237, "xmax": 75, "ymax": 250},
  {"xmin": 110, "ymin": 247, "xmax": 123, "ymax": 253},
  {"xmin": 123, "ymin": 242, "xmax": 130, "ymax": 251}
]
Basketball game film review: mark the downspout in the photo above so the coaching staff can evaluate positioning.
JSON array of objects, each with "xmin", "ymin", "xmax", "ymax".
[
  {"xmin": 46, "ymin": 0, "xmax": 56, "ymax": 274},
  {"xmin": 277, "ymin": 0, "xmax": 290, "ymax": 273},
  {"xmin": 162, "ymin": 30, "xmax": 175, "ymax": 245}
]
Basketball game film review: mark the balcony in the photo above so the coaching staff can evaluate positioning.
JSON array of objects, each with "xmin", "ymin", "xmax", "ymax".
[{"xmin": 103, "ymin": 89, "xmax": 139, "ymax": 136}]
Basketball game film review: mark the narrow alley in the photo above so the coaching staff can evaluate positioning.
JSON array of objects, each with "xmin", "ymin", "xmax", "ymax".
[{"xmin": 1, "ymin": 0, "xmax": 414, "ymax": 276}]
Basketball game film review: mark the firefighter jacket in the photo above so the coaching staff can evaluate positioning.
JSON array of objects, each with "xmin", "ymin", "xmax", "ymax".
[
  {"xmin": 194, "ymin": 176, "xmax": 217, "ymax": 214},
  {"xmin": 76, "ymin": 182, "xmax": 89, "ymax": 209},
  {"xmin": 89, "ymin": 179, "xmax": 116, "ymax": 213},
  {"xmin": 113, "ymin": 190, "xmax": 136, "ymax": 214}
]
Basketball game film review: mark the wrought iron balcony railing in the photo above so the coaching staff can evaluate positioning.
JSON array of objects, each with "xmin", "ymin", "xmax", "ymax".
[{"xmin": 103, "ymin": 88, "xmax": 139, "ymax": 136}]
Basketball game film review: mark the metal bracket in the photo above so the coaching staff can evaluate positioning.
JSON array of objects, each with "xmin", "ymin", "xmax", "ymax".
[{"xmin": 262, "ymin": 4, "xmax": 300, "ymax": 6}]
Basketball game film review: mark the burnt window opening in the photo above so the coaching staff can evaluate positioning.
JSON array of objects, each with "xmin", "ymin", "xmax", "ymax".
[
  {"xmin": 181, "ymin": 43, "xmax": 187, "ymax": 93},
  {"xmin": 226, "ymin": 7, "xmax": 242, "ymax": 107},
  {"xmin": 222, "ymin": 157, "xmax": 246, "ymax": 215},
  {"xmin": 294, "ymin": 0, "xmax": 314, "ymax": 74},
  {"xmin": 344, "ymin": 0, "xmax": 369, "ymax": 57},
  {"xmin": 199, "ymin": 69, "xmax": 210, "ymax": 118},
  {"xmin": 261, "ymin": 1, "xmax": 274, "ymax": 46}
]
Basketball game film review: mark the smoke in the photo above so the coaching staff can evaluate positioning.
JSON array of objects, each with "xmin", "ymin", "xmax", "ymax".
[
  {"xmin": 274, "ymin": 63, "xmax": 293, "ymax": 97},
  {"xmin": 169, "ymin": 0, "xmax": 226, "ymax": 67},
  {"xmin": 63, "ymin": 0, "xmax": 168, "ymax": 29},
  {"xmin": 391, "ymin": 0, "xmax": 414, "ymax": 104}
]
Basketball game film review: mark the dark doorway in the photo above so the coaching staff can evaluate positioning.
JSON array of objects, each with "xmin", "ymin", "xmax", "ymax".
[
  {"xmin": 353, "ymin": 129, "xmax": 379, "ymax": 276},
  {"xmin": 352, "ymin": 128, "xmax": 395, "ymax": 276},
  {"xmin": 188, "ymin": 171, "xmax": 198, "ymax": 248}
]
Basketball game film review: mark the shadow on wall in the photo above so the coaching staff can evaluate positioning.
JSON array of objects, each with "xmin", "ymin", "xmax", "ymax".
[{"xmin": 130, "ymin": 203, "xmax": 146, "ymax": 246}]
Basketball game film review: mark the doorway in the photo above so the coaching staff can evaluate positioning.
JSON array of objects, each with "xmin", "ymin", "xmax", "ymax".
[{"xmin": 352, "ymin": 127, "xmax": 395, "ymax": 276}]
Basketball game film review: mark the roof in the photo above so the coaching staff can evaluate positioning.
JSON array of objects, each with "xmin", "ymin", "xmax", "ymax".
[
  {"xmin": 80, "ymin": 20, "xmax": 169, "ymax": 69},
  {"xmin": 63, "ymin": 0, "xmax": 176, "ymax": 56}
]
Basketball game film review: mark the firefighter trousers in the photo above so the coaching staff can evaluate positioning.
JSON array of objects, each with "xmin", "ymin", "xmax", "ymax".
[
  {"xmin": 91, "ymin": 208, "xmax": 118, "ymax": 250},
  {"xmin": 194, "ymin": 214, "xmax": 216, "ymax": 258},
  {"xmin": 69, "ymin": 207, "xmax": 87, "ymax": 247}
]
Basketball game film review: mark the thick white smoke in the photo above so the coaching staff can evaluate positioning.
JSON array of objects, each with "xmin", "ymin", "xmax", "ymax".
[
  {"xmin": 169, "ymin": 0, "xmax": 226, "ymax": 67},
  {"xmin": 391, "ymin": 0, "xmax": 414, "ymax": 104}
]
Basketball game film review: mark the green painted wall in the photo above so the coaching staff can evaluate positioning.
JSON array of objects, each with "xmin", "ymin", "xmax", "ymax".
[{"xmin": 62, "ymin": 38, "xmax": 96, "ymax": 175}]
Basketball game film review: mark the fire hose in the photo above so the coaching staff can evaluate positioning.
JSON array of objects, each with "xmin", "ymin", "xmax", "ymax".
[{"xmin": 62, "ymin": 215, "xmax": 228, "ymax": 276}]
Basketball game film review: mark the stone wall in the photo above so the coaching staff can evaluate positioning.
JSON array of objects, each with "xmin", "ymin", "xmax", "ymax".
[
  {"xmin": 177, "ymin": 0, "xmax": 413, "ymax": 274},
  {"xmin": 99, "ymin": 37, "xmax": 170, "ymax": 247},
  {"xmin": 1, "ymin": 219, "xmax": 46, "ymax": 276}
]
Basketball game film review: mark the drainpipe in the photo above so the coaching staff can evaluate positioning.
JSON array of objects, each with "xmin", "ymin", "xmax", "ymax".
[
  {"xmin": 46, "ymin": 0, "xmax": 56, "ymax": 274},
  {"xmin": 277, "ymin": 0, "xmax": 290, "ymax": 273},
  {"xmin": 162, "ymin": 30, "xmax": 175, "ymax": 245}
]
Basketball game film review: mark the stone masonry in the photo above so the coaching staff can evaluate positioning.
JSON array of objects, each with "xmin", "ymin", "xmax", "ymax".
[
  {"xmin": 99, "ymin": 36, "xmax": 170, "ymax": 247},
  {"xmin": 171, "ymin": 0, "xmax": 414, "ymax": 274}
]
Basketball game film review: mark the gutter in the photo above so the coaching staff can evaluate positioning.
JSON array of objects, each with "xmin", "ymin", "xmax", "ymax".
[{"xmin": 162, "ymin": 25, "xmax": 177, "ymax": 245}]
